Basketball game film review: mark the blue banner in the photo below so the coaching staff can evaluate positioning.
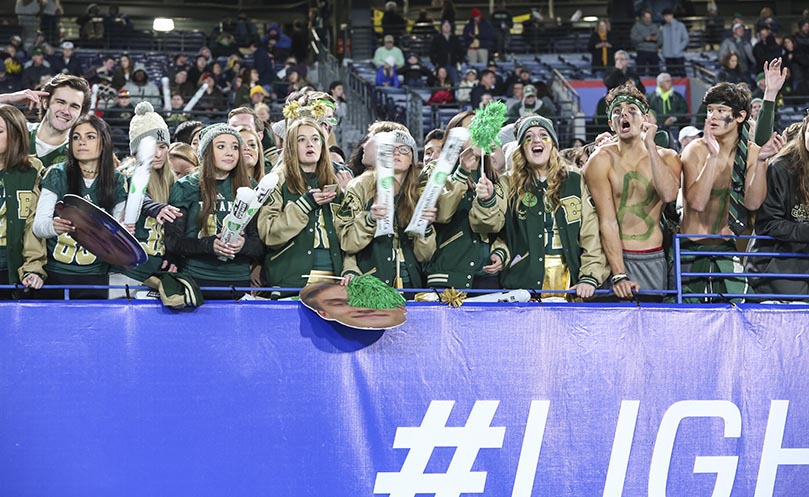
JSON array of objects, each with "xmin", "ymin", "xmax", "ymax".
[{"xmin": 1, "ymin": 302, "xmax": 808, "ymax": 496}]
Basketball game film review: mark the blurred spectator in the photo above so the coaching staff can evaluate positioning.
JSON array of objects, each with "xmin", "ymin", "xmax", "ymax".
[
  {"xmin": 429, "ymin": 19, "xmax": 464, "ymax": 84},
  {"xmin": 3, "ymin": 45, "xmax": 24, "ymax": 79},
  {"xmin": 457, "ymin": 68, "xmax": 477, "ymax": 103},
  {"xmin": 111, "ymin": 54, "xmax": 134, "ymax": 89},
  {"xmin": 660, "ymin": 9, "xmax": 689, "ymax": 77},
  {"xmin": 428, "ymin": 66, "xmax": 452, "ymax": 89},
  {"xmin": 266, "ymin": 23, "xmax": 292, "ymax": 61},
  {"xmin": 83, "ymin": 54, "xmax": 114, "ymax": 85},
  {"xmin": 252, "ymin": 39, "xmax": 275, "ymax": 88},
  {"xmin": 463, "ymin": 8, "xmax": 495, "ymax": 64},
  {"xmin": 188, "ymin": 55, "xmax": 209, "ymax": 87},
  {"xmin": 506, "ymin": 84, "xmax": 555, "ymax": 122},
  {"xmin": 426, "ymin": 66, "xmax": 454, "ymax": 105},
  {"xmin": 717, "ymin": 52, "xmax": 752, "ymax": 86},
  {"xmin": 168, "ymin": 142, "xmax": 199, "ymax": 179},
  {"xmin": 196, "ymin": 73, "xmax": 227, "ymax": 111},
  {"xmin": 486, "ymin": 61, "xmax": 506, "ymax": 94},
  {"xmin": 254, "ymin": 102, "xmax": 271, "ymax": 126},
  {"xmin": 40, "ymin": 0, "xmax": 63, "ymax": 46},
  {"xmin": 677, "ymin": 126, "xmax": 702, "ymax": 150},
  {"xmin": 440, "ymin": 0, "xmax": 456, "ymax": 26},
  {"xmin": 164, "ymin": 94, "xmax": 189, "ymax": 129},
  {"xmin": 588, "ymin": 18, "xmax": 618, "ymax": 73},
  {"xmin": 53, "ymin": 41, "xmax": 81, "ymax": 76},
  {"xmin": 0, "ymin": 64, "xmax": 18, "ymax": 93},
  {"xmin": 630, "ymin": 9, "xmax": 661, "ymax": 76},
  {"xmin": 504, "ymin": 81, "xmax": 523, "ymax": 107},
  {"xmin": 9, "ymin": 35, "xmax": 27, "ymax": 63},
  {"xmin": 411, "ymin": 10, "xmax": 437, "ymax": 38},
  {"xmin": 782, "ymin": 36, "xmax": 809, "ymax": 94},
  {"xmin": 32, "ymin": 31, "xmax": 51, "ymax": 56},
  {"xmin": 211, "ymin": 62, "xmax": 231, "ymax": 93},
  {"xmin": 250, "ymin": 85, "xmax": 269, "ymax": 106},
  {"xmin": 504, "ymin": 63, "xmax": 523, "ymax": 94},
  {"xmin": 402, "ymin": 53, "xmax": 431, "ymax": 87},
  {"xmin": 233, "ymin": 67, "xmax": 258, "ymax": 107},
  {"xmin": 375, "ymin": 56, "xmax": 400, "ymax": 88},
  {"xmin": 704, "ymin": 2, "xmax": 725, "ymax": 49},
  {"xmin": 170, "ymin": 68, "xmax": 196, "ymax": 100},
  {"xmin": 751, "ymin": 72, "xmax": 767, "ymax": 99},
  {"xmin": 167, "ymin": 54, "xmax": 189, "ymax": 79},
  {"xmin": 15, "ymin": 0, "xmax": 40, "ymax": 47},
  {"xmin": 381, "ymin": 1, "xmax": 407, "ymax": 42},
  {"xmin": 755, "ymin": 7, "xmax": 780, "ymax": 35},
  {"xmin": 750, "ymin": 97, "xmax": 763, "ymax": 121},
  {"xmin": 104, "ymin": 5, "xmax": 133, "ymax": 39},
  {"xmin": 329, "ymin": 80, "xmax": 347, "ymax": 125},
  {"xmin": 21, "ymin": 48, "xmax": 53, "ymax": 89},
  {"xmin": 235, "ymin": 11, "xmax": 259, "ymax": 47},
  {"xmin": 284, "ymin": 65, "xmax": 309, "ymax": 95},
  {"xmin": 470, "ymin": 69, "xmax": 500, "ymax": 108},
  {"xmin": 423, "ymin": 128, "xmax": 444, "ymax": 164},
  {"xmin": 77, "ymin": 4, "xmax": 105, "ymax": 44},
  {"xmin": 719, "ymin": 22, "xmax": 756, "ymax": 75},
  {"xmin": 213, "ymin": 32, "xmax": 240, "ymax": 59},
  {"xmin": 491, "ymin": 1, "xmax": 513, "ymax": 60},
  {"xmin": 797, "ymin": 20, "xmax": 809, "ymax": 50},
  {"xmin": 289, "ymin": 19, "xmax": 309, "ymax": 63},
  {"xmin": 123, "ymin": 65, "xmax": 161, "ymax": 108},
  {"xmin": 108, "ymin": 88, "xmax": 134, "ymax": 121},
  {"xmin": 603, "ymin": 50, "xmax": 645, "ymax": 94},
  {"xmin": 647, "ymin": 72, "xmax": 688, "ymax": 137},
  {"xmin": 373, "ymin": 35, "xmax": 405, "ymax": 68},
  {"xmin": 173, "ymin": 120, "xmax": 204, "ymax": 146},
  {"xmin": 753, "ymin": 24, "xmax": 781, "ymax": 75}
]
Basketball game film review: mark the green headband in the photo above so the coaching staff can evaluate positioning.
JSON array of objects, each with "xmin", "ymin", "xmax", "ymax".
[{"xmin": 608, "ymin": 95, "xmax": 649, "ymax": 115}]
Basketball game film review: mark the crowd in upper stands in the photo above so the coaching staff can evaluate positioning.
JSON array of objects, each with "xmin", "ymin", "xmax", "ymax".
[{"xmin": 1, "ymin": 1, "xmax": 809, "ymax": 303}]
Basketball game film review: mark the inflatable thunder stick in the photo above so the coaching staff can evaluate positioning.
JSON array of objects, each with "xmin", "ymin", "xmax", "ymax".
[{"xmin": 374, "ymin": 132, "xmax": 396, "ymax": 237}]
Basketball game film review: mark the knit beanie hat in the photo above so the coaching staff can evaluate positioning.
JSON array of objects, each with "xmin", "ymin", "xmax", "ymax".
[
  {"xmin": 390, "ymin": 129, "xmax": 417, "ymax": 158},
  {"xmin": 129, "ymin": 101, "xmax": 170, "ymax": 155},
  {"xmin": 196, "ymin": 123, "xmax": 243, "ymax": 158},
  {"xmin": 516, "ymin": 115, "xmax": 558, "ymax": 149}
]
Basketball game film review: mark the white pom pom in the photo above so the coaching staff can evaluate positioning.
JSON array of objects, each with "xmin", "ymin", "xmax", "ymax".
[{"xmin": 135, "ymin": 101, "xmax": 154, "ymax": 115}]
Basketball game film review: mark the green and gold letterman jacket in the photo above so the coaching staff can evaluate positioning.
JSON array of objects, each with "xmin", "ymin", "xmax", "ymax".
[
  {"xmin": 425, "ymin": 162, "xmax": 507, "ymax": 289},
  {"xmin": 0, "ymin": 157, "xmax": 47, "ymax": 284},
  {"xmin": 165, "ymin": 171, "xmax": 263, "ymax": 283},
  {"xmin": 121, "ymin": 198, "xmax": 172, "ymax": 282},
  {"xmin": 474, "ymin": 168, "xmax": 609, "ymax": 290},
  {"xmin": 334, "ymin": 172, "xmax": 436, "ymax": 288},
  {"xmin": 41, "ymin": 163, "xmax": 128, "ymax": 275},
  {"xmin": 257, "ymin": 169, "xmax": 344, "ymax": 288},
  {"xmin": 29, "ymin": 123, "xmax": 68, "ymax": 169}
]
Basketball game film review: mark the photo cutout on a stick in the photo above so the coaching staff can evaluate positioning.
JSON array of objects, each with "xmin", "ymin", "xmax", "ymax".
[{"xmin": 300, "ymin": 275, "xmax": 407, "ymax": 330}]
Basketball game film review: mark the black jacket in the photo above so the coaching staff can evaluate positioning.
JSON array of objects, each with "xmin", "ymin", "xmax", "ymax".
[
  {"xmin": 429, "ymin": 32, "xmax": 464, "ymax": 68},
  {"xmin": 747, "ymin": 157, "xmax": 809, "ymax": 296}
]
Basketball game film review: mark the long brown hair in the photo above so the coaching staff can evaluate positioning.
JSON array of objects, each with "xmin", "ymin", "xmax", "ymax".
[
  {"xmin": 196, "ymin": 132, "xmax": 252, "ymax": 232},
  {"xmin": 66, "ymin": 115, "xmax": 118, "ymax": 213},
  {"xmin": 509, "ymin": 117, "xmax": 568, "ymax": 211},
  {"xmin": 236, "ymin": 126, "xmax": 265, "ymax": 183},
  {"xmin": 777, "ymin": 114, "xmax": 809, "ymax": 205},
  {"xmin": 0, "ymin": 104, "xmax": 33, "ymax": 171},
  {"xmin": 281, "ymin": 118, "xmax": 335, "ymax": 195}
]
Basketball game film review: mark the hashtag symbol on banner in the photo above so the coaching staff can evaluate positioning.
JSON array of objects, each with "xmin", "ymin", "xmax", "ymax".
[{"xmin": 373, "ymin": 400, "xmax": 505, "ymax": 497}]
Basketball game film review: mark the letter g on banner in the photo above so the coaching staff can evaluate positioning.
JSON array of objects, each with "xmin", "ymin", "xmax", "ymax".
[{"xmin": 649, "ymin": 401, "xmax": 741, "ymax": 497}]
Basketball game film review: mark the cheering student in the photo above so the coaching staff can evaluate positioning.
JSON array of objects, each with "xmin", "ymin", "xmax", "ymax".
[
  {"xmin": 0, "ymin": 104, "xmax": 48, "ymax": 298},
  {"xmin": 335, "ymin": 129, "xmax": 436, "ymax": 288},
  {"xmin": 0, "ymin": 74, "xmax": 91, "ymax": 168},
  {"xmin": 479, "ymin": 115, "xmax": 609, "ymax": 297},
  {"xmin": 116, "ymin": 102, "xmax": 182, "ymax": 289},
  {"xmin": 237, "ymin": 125, "xmax": 265, "ymax": 183},
  {"xmin": 33, "ymin": 115, "xmax": 128, "ymax": 299},
  {"xmin": 165, "ymin": 123, "xmax": 263, "ymax": 299},
  {"xmin": 257, "ymin": 118, "xmax": 344, "ymax": 291},
  {"xmin": 678, "ymin": 60, "xmax": 786, "ymax": 302},
  {"xmin": 426, "ymin": 110, "xmax": 505, "ymax": 290},
  {"xmin": 747, "ymin": 113, "xmax": 809, "ymax": 297}
]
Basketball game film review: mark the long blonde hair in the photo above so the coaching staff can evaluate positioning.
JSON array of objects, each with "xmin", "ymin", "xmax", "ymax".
[
  {"xmin": 148, "ymin": 144, "xmax": 175, "ymax": 204},
  {"xmin": 281, "ymin": 118, "xmax": 336, "ymax": 195},
  {"xmin": 509, "ymin": 120, "xmax": 568, "ymax": 212}
]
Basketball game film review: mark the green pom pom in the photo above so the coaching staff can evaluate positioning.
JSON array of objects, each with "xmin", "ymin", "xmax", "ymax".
[
  {"xmin": 469, "ymin": 101, "xmax": 508, "ymax": 154},
  {"xmin": 347, "ymin": 274, "xmax": 406, "ymax": 309}
]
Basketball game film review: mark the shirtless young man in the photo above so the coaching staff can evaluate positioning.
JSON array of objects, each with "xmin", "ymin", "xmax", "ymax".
[
  {"xmin": 679, "ymin": 60, "xmax": 786, "ymax": 301},
  {"xmin": 584, "ymin": 83, "xmax": 682, "ymax": 298}
]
